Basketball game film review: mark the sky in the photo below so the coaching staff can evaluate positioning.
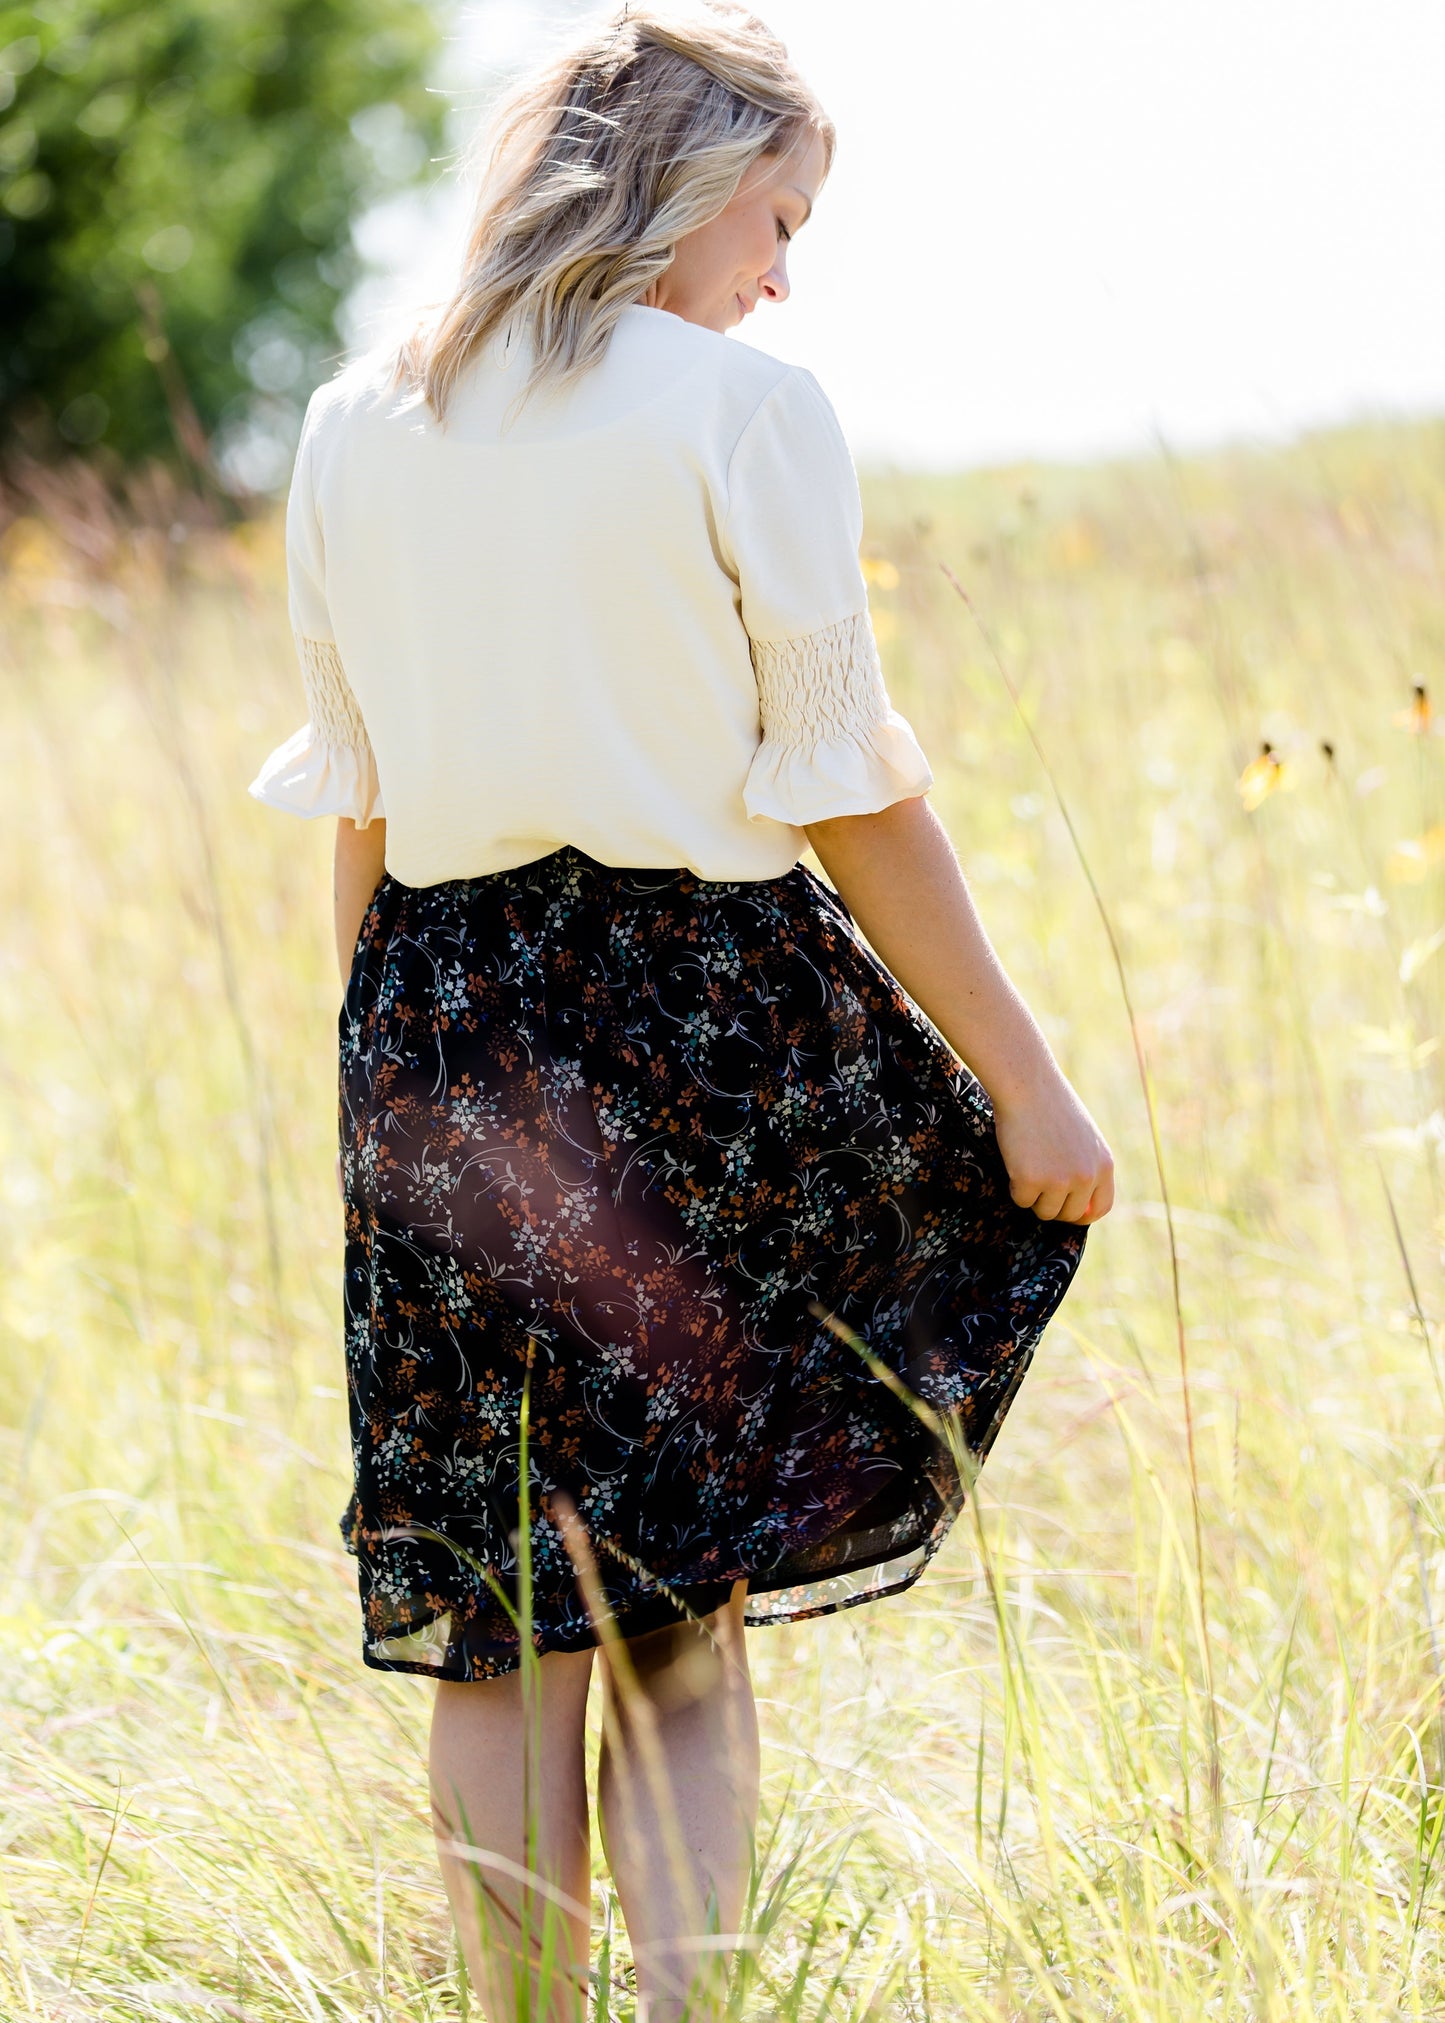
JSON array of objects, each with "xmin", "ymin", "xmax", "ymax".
[{"xmin": 344, "ymin": 0, "xmax": 1445, "ymax": 470}]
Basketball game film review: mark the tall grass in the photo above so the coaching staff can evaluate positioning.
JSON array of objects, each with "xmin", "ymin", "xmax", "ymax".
[{"xmin": 1, "ymin": 417, "xmax": 1442, "ymax": 2019}]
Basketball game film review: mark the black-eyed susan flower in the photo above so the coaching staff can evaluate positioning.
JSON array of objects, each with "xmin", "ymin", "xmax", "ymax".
[
  {"xmin": 1394, "ymin": 683, "xmax": 1433, "ymax": 734},
  {"xmin": 1238, "ymin": 742, "xmax": 1285, "ymax": 810}
]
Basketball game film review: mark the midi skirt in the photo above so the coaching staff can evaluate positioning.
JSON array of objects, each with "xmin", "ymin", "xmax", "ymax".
[{"xmin": 337, "ymin": 846, "xmax": 1086, "ymax": 1680}]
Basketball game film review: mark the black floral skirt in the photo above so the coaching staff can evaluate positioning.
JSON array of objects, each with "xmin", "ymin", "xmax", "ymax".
[{"xmin": 337, "ymin": 846, "xmax": 1085, "ymax": 1680}]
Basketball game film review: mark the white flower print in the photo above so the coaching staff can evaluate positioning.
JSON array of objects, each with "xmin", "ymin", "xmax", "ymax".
[
  {"xmin": 595, "ymin": 1337, "xmax": 637, "ymax": 1380},
  {"xmin": 434, "ymin": 961, "xmax": 471, "ymax": 1022},
  {"xmin": 645, "ymin": 1378, "xmax": 684, "ymax": 1425},
  {"xmin": 336, "ymin": 847, "xmax": 1085, "ymax": 1684}
]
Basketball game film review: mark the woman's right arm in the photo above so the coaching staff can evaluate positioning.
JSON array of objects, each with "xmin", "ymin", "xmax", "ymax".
[
  {"xmin": 804, "ymin": 796, "xmax": 1114, "ymax": 1226},
  {"xmin": 334, "ymin": 816, "xmax": 387, "ymax": 987}
]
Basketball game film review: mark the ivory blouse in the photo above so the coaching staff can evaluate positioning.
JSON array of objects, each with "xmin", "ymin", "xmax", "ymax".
[{"xmin": 248, "ymin": 303, "xmax": 932, "ymax": 886}]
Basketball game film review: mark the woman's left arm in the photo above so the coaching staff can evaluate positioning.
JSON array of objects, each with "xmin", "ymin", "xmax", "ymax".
[{"xmin": 334, "ymin": 817, "xmax": 387, "ymax": 987}]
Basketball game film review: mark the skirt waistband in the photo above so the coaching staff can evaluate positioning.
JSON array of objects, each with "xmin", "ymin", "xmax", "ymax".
[{"xmin": 379, "ymin": 843, "xmax": 806, "ymax": 903}]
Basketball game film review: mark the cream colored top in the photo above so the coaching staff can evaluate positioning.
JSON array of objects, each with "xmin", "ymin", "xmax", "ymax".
[{"xmin": 248, "ymin": 304, "xmax": 932, "ymax": 886}]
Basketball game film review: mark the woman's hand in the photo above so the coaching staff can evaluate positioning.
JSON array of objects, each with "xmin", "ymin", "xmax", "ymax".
[{"xmin": 991, "ymin": 1069, "xmax": 1114, "ymax": 1225}]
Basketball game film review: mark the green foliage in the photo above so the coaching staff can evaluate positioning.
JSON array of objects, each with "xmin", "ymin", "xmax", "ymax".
[{"xmin": 0, "ymin": 0, "xmax": 445, "ymax": 485}]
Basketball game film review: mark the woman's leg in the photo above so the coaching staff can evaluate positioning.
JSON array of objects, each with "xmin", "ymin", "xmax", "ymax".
[
  {"xmin": 430, "ymin": 1647, "xmax": 595, "ymax": 2023},
  {"xmin": 597, "ymin": 1586, "xmax": 760, "ymax": 2022}
]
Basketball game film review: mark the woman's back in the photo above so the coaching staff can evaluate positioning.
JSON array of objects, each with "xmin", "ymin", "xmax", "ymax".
[{"xmin": 251, "ymin": 304, "xmax": 932, "ymax": 886}]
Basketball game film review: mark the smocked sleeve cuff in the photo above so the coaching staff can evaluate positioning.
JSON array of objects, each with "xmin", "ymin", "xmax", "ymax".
[
  {"xmin": 742, "ymin": 611, "xmax": 933, "ymax": 827},
  {"xmin": 248, "ymin": 634, "xmax": 384, "ymax": 826},
  {"xmin": 248, "ymin": 723, "xmax": 385, "ymax": 826}
]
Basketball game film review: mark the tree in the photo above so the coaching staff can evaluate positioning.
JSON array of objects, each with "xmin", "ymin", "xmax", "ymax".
[{"xmin": 0, "ymin": 0, "xmax": 446, "ymax": 493}]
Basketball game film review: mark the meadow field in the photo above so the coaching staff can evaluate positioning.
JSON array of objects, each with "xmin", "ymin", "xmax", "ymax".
[{"xmin": 1, "ymin": 416, "xmax": 1443, "ymax": 2020}]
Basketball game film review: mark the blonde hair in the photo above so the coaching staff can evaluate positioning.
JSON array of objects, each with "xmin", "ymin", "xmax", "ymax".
[{"xmin": 391, "ymin": 3, "xmax": 833, "ymax": 421}]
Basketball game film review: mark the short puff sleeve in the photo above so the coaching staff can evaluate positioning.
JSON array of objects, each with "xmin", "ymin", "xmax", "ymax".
[
  {"xmin": 724, "ymin": 367, "xmax": 932, "ymax": 828},
  {"xmin": 247, "ymin": 410, "xmax": 384, "ymax": 827}
]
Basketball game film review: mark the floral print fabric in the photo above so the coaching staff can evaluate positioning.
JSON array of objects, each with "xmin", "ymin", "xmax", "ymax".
[{"xmin": 338, "ymin": 847, "xmax": 1085, "ymax": 1680}]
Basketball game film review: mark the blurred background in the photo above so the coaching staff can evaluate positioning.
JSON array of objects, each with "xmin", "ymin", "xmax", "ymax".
[
  {"xmin": 4, "ymin": 0, "xmax": 1442, "ymax": 495},
  {"xmin": 5, "ymin": 6, "xmax": 1445, "ymax": 2015}
]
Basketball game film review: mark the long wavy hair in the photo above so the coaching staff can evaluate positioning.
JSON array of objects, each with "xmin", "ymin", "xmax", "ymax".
[{"xmin": 390, "ymin": 3, "xmax": 834, "ymax": 421}]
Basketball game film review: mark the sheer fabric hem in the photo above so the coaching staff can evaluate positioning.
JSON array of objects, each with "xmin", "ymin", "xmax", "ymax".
[{"xmin": 354, "ymin": 1531, "xmax": 940, "ymax": 1681}]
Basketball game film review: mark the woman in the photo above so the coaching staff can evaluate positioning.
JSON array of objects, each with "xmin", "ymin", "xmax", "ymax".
[{"xmin": 250, "ymin": 5, "xmax": 1111, "ymax": 2017}]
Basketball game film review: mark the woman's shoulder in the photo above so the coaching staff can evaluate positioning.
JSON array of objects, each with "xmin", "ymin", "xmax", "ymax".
[
  {"xmin": 608, "ymin": 307, "xmax": 812, "ymax": 429},
  {"xmin": 299, "ymin": 343, "xmax": 410, "ymax": 444},
  {"xmin": 295, "ymin": 315, "xmax": 832, "ymax": 472}
]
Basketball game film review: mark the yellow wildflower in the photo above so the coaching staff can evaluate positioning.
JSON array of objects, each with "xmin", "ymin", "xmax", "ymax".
[{"xmin": 1238, "ymin": 743, "xmax": 1285, "ymax": 810}]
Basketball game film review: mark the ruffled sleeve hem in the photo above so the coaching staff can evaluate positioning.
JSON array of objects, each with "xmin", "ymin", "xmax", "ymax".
[
  {"xmin": 741, "ymin": 609, "xmax": 934, "ymax": 827},
  {"xmin": 248, "ymin": 722, "xmax": 385, "ymax": 827},
  {"xmin": 743, "ymin": 707, "xmax": 933, "ymax": 828}
]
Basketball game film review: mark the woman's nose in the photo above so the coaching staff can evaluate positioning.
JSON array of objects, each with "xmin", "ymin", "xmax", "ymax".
[{"xmin": 759, "ymin": 250, "xmax": 790, "ymax": 305}]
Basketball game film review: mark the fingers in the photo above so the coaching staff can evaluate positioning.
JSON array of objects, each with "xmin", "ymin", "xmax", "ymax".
[
  {"xmin": 1011, "ymin": 1165, "xmax": 1115, "ymax": 1225},
  {"xmin": 1059, "ymin": 1165, "xmax": 1115, "ymax": 1226},
  {"xmin": 1031, "ymin": 1185, "xmax": 1071, "ymax": 1223}
]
